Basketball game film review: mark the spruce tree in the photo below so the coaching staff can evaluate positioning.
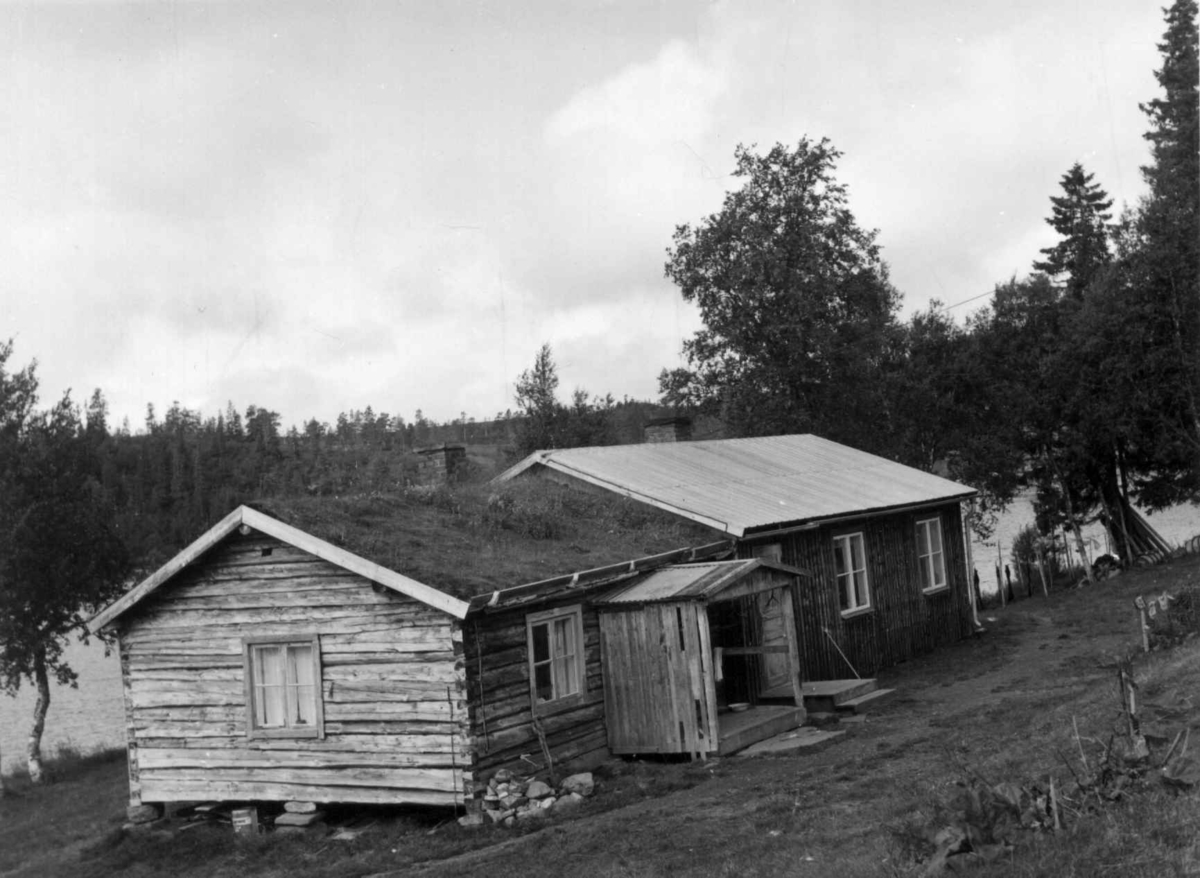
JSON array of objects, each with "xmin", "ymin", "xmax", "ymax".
[
  {"xmin": 1032, "ymin": 163, "xmax": 1113, "ymax": 299},
  {"xmin": 1125, "ymin": 0, "xmax": 1199, "ymax": 508}
]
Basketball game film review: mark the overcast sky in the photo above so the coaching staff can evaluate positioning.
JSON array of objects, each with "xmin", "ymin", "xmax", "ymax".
[{"xmin": 0, "ymin": 1, "xmax": 1165, "ymax": 430}]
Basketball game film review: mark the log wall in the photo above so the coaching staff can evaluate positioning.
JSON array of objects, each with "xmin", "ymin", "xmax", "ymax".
[
  {"xmin": 463, "ymin": 600, "xmax": 609, "ymax": 792},
  {"xmin": 118, "ymin": 531, "xmax": 470, "ymax": 807},
  {"xmin": 739, "ymin": 502, "xmax": 972, "ymax": 679}
]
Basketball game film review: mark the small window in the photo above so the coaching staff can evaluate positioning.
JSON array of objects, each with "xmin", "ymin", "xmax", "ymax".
[
  {"xmin": 526, "ymin": 606, "xmax": 584, "ymax": 708},
  {"xmin": 244, "ymin": 636, "xmax": 324, "ymax": 739},
  {"xmin": 833, "ymin": 533, "xmax": 871, "ymax": 614},
  {"xmin": 916, "ymin": 517, "xmax": 948, "ymax": 592}
]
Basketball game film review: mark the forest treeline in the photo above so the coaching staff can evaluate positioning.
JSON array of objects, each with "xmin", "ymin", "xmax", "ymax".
[{"xmin": 84, "ymin": 393, "xmax": 674, "ymax": 567}]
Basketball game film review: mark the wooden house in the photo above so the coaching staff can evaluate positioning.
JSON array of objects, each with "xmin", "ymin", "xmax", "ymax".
[
  {"xmin": 496, "ymin": 433, "xmax": 980, "ymax": 680},
  {"xmin": 462, "ymin": 551, "xmax": 808, "ymax": 776},
  {"xmin": 88, "ymin": 506, "xmax": 474, "ymax": 810},
  {"xmin": 89, "ymin": 500, "xmax": 807, "ymax": 812}
]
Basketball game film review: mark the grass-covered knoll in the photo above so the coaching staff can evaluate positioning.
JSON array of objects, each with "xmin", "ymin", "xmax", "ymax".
[{"xmin": 252, "ymin": 478, "xmax": 723, "ymax": 600}]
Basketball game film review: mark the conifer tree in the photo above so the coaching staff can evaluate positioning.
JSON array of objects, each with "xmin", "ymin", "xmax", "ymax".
[
  {"xmin": 1118, "ymin": 0, "xmax": 1200, "ymax": 508},
  {"xmin": 1032, "ymin": 162, "xmax": 1113, "ymax": 299}
]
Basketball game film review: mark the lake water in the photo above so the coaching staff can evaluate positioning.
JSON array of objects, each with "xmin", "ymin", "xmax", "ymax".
[
  {"xmin": 968, "ymin": 491, "xmax": 1199, "ymax": 596},
  {"xmin": 1, "ymin": 637, "xmax": 124, "ymax": 774},
  {"xmin": 2, "ymin": 496, "xmax": 1196, "ymax": 773}
]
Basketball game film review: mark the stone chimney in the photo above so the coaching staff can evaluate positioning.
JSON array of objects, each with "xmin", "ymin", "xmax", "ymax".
[
  {"xmin": 416, "ymin": 444, "xmax": 468, "ymax": 484},
  {"xmin": 643, "ymin": 416, "xmax": 693, "ymax": 444}
]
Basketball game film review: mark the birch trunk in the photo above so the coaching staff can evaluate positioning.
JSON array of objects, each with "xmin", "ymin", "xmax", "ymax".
[{"xmin": 27, "ymin": 649, "xmax": 50, "ymax": 785}]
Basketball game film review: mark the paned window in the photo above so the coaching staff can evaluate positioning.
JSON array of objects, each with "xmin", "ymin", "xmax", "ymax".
[
  {"xmin": 244, "ymin": 636, "xmax": 323, "ymax": 738},
  {"xmin": 833, "ymin": 532, "xmax": 871, "ymax": 614},
  {"xmin": 527, "ymin": 606, "xmax": 584, "ymax": 708},
  {"xmin": 916, "ymin": 517, "xmax": 948, "ymax": 592}
]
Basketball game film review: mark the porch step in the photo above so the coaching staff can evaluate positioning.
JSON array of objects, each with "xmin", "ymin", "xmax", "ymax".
[
  {"xmin": 717, "ymin": 706, "xmax": 806, "ymax": 756},
  {"xmin": 835, "ymin": 687, "xmax": 896, "ymax": 715},
  {"xmin": 801, "ymin": 679, "xmax": 878, "ymax": 714}
]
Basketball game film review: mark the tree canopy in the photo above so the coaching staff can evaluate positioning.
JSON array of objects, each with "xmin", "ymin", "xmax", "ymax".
[
  {"xmin": 660, "ymin": 138, "xmax": 900, "ymax": 449},
  {"xmin": 0, "ymin": 342, "xmax": 131, "ymax": 785},
  {"xmin": 512, "ymin": 343, "xmax": 616, "ymax": 455}
]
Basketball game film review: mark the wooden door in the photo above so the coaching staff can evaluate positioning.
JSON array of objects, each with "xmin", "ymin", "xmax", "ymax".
[
  {"xmin": 599, "ymin": 604, "xmax": 717, "ymax": 757},
  {"xmin": 757, "ymin": 590, "xmax": 792, "ymax": 696}
]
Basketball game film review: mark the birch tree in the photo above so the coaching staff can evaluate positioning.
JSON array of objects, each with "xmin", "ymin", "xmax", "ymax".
[
  {"xmin": 0, "ymin": 341, "xmax": 130, "ymax": 784},
  {"xmin": 660, "ymin": 138, "xmax": 901, "ymax": 448}
]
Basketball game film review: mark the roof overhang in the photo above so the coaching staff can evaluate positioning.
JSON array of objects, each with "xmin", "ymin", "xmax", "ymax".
[
  {"xmin": 87, "ymin": 505, "xmax": 468, "ymax": 633},
  {"xmin": 739, "ymin": 492, "xmax": 979, "ymax": 540}
]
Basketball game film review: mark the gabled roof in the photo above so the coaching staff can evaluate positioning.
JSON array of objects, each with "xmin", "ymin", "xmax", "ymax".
[
  {"xmin": 495, "ymin": 434, "xmax": 977, "ymax": 538},
  {"xmin": 594, "ymin": 558, "xmax": 807, "ymax": 606},
  {"xmin": 87, "ymin": 505, "xmax": 470, "ymax": 632}
]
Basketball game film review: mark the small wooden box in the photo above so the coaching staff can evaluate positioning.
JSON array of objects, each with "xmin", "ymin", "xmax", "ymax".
[{"xmin": 231, "ymin": 807, "xmax": 260, "ymax": 835}]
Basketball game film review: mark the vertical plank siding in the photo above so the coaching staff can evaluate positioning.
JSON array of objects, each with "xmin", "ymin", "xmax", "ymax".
[
  {"xmin": 118, "ymin": 532, "xmax": 470, "ymax": 806},
  {"xmin": 463, "ymin": 601, "xmax": 610, "ymax": 791},
  {"xmin": 599, "ymin": 604, "xmax": 715, "ymax": 757},
  {"xmin": 740, "ymin": 503, "xmax": 972, "ymax": 679}
]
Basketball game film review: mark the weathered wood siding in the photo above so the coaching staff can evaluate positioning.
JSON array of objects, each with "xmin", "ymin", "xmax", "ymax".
[
  {"xmin": 739, "ymin": 502, "xmax": 972, "ymax": 679},
  {"xmin": 118, "ymin": 531, "xmax": 470, "ymax": 806},
  {"xmin": 599, "ymin": 603, "xmax": 716, "ymax": 757},
  {"xmin": 463, "ymin": 601, "xmax": 608, "ymax": 791}
]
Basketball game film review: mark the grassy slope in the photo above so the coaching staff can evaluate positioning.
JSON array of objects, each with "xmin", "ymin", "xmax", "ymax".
[{"xmin": 6, "ymin": 552, "xmax": 1200, "ymax": 877}]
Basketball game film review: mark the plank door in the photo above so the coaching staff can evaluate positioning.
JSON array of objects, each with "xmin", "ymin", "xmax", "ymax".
[
  {"xmin": 757, "ymin": 590, "xmax": 793, "ymax": 697},
  {"xmin": 599, "ymin": 604, "xmax": 717, "ymax": 757}
]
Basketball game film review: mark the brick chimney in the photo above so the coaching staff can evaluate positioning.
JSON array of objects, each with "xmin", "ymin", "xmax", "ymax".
[
  {"xmin": 643, "ymin": 416, "xmax": 692, "ymax": 444},
  {"xmin": 416, "ymin": 444, "xmax": 467, "ymax": 484}
]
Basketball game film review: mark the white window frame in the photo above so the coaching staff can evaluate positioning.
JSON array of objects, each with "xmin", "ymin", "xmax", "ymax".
[
  {"xmin": 243, "ymin": 635, "xmax": 324, "ymax": 740},
  {"xmin": 526, "ymin": 605, "xmax": 585, "ymax": 712},
  {"xmin": 833, "ymin": 532, "xmax": 871, "ymax": 615},
  {"xmin": 916, "ymin": 517, "xmax": 948, "ymax": 593}
]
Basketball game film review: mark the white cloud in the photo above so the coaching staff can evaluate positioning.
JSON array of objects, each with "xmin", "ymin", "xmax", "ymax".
[
  {"xmin": 0, "ymin": 0, "xmax": 1172, "ymax": 431},
  {"xmin": 546, "ymin": 39, "xmax": 727, "ymax": 146}
]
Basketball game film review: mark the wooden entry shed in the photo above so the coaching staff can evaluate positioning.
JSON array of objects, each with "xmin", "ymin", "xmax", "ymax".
[{"xmin": 595, "ymin": 559, "xmax": 807, "ymax": 759}]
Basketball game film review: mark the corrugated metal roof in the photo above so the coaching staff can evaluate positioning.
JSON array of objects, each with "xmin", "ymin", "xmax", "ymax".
[
  {"xmin": 596, "ymin": 561, "xmax": 757, "ymax": 604},
  {"xmin": 496, "ymin": 434, "xmax": 976, "ymax": 537},
  {"xmin": 597, "ymin": 559, "xmax": 797, "ymax": 605}
]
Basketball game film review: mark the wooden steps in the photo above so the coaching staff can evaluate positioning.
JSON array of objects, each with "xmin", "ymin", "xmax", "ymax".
[
  {"xmin": 717, "ymin": 706, "xmax": 806, "ymax": 756},
  {"xmin": 799, "ymin": 679, "xmax": 894, "ymax": 716}
]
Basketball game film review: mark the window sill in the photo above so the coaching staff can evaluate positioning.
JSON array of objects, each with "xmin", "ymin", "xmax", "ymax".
[
  {"xmin": 247, "ymin": 727, "xmax": 324, "ymax": 741},
  {"xmin": 840, "ymin": 606, "xmax": 873, "ymax": 620},
  {"xmin": 532, "ymin": 692, "xmax": 585, "ymax": 717},
  {"xmin": 923, "ymin": 585, "xmax": 950, "ymax": 596}
]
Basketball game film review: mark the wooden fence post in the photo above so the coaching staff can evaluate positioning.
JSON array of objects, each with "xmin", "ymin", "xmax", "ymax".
[{"xmin": 1133, "ymin": 596, "xmax": 1149, "ymax": 653}]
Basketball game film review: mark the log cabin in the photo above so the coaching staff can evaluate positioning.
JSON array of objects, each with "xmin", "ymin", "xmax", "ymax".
[
  {"xmin": 87, "ymin": 506, "xmax": 475, "ymax": 810},
  {"xmin": 89, "ymin": 497, "xmax": 808, "ymax": 811},
  {"xmin": 496, "ymin": 431, "xmax": 981, "ymax": 680}
]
